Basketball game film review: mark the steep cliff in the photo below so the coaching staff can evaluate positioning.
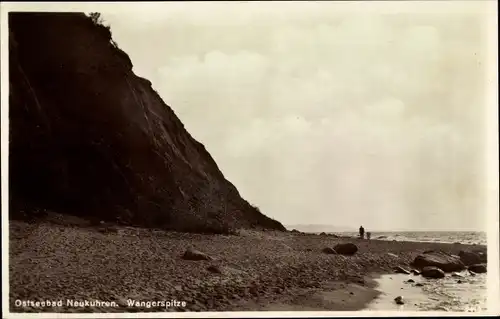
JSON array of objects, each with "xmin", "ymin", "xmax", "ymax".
[{"xmin": 8, "ymin": 12, "xmax": 285, "ymax": 232}]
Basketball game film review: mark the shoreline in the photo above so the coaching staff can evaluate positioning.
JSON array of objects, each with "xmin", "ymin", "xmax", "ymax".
[
  {"xmin": 9, "ymin": 216, "xmax": 487, "ymax": 313},
  {"xmin": 299, "ymin": 232, "xmax": 487, "ymax": 246},
  {"xmin": 228, "ymin": 274, "xmax": 386, "ymax": 311}
]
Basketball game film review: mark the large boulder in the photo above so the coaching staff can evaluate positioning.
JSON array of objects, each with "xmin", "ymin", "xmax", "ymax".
[
  {"xmin": 473, "ymin": 250, "xmax": 487, "ymax": 263},
  {"xmin": 458, "ymin": 251, "xmax": 483, "ymax": 266},
  {"xmin": 421, "ymin": 266, "xmax": 445, "ymax": 279},
  {"xmin": 468, "ymin": 264, "xmax": 487, "ymax": 273},
  {"xmin": 411, "ymin": 251, "xmax": 465, "ymax": 272},
  {"xmin": 333, "ymin": 243, "xmax": 358, "ymax": 256}
]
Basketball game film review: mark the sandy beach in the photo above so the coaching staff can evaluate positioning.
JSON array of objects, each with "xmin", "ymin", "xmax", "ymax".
[{"xmin": 9, "ymin": 214, "xmax": 487, "ymax": 313}]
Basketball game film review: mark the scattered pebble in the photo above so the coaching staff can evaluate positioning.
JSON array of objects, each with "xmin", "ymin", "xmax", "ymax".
[
  {"xmin": 182, "ymin": 248, "xmax": 213, "ymax": 261},
  {"xmin": 207, "ymin": 265, "xmax": 222, "ymax": 274}
]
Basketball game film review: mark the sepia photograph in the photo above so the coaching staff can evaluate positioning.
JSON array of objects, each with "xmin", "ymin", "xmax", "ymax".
[{"xmin": 1, "ymin": 1, "xmax": 499, "ymax": 317}]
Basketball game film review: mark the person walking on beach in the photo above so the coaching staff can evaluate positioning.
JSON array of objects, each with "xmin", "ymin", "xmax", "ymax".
[{"xmin": 359, "ymin": 225, "xmax": 365, "ymax": 239}]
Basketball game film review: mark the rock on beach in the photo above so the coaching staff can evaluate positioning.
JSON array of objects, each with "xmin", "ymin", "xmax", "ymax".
[
  {"xmin": 412, "ymin": 250, "xmax": 465, "ymax": 272},
  {"xmin": 182, "ymin": 248, "xmax": 213, "ymax": 261},
  {"xmin": 207, "ymin": 265, "xmax": 223, "ymax": 274},
  {"xmin": 394, "ymin": 296, "xmax": 405, "ymax": 305},
  {"xmin": 459, "ymin": 251, "xmax": 484, "ymax": 266},
  {"xmin": 333, "ymin": 243, "xmax": 358, "ymax": 256},
  {"xmin": 468, "ymin": 264, "xmax": 487, "ymax": 273},
  {"xmin": 421, "ymin": 266, "xmax": 445, "ymax": 279}
]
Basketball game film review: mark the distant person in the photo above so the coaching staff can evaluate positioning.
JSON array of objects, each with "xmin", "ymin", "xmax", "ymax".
[
  {"xmin": 367, "ymin": 232, "xmax": 371, "ymax": 240},
  {"xmin": 359, "ymin": 225, "xmax": 365, "ymax": 239}
]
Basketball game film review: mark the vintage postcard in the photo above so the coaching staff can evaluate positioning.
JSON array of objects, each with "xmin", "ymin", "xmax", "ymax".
[{"xmin": 1, "ymin": 1, "xmax": 498, "ymax": 318}]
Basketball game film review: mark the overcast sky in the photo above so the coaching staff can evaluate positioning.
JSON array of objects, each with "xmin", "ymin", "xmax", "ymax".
[{"xmin": 4, "ymin": 2, "xmax": 497, "ymax": 231}]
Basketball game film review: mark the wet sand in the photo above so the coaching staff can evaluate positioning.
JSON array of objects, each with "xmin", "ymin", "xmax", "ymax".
[
  {"xmin": 365, "ymin": 273, "xmax": 427, "ymax": 311},
  {"xmin": 232, "ymin": 279, "xmax": 381, "ymax": 311},
  {"xmin": 365, "ymin": 272, "xmax": 487, "ymax": 312},
  {"xmin": 9, "ymin": 215, "xmax": 487, "ymax": 313}
]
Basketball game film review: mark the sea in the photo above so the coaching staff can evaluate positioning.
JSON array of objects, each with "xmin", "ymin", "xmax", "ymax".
[
  {"xmin": 336, "ymin": 231, "xmax": 488, "ymax": 313},
  {"xmin": 336, "ymin": 230, "xmax": 487, "ymax": 246}
]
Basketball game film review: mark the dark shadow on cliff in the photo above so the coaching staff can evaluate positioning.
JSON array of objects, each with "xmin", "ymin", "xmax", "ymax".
[{"xmin": 8, "ymin": 12, "xmax": 285, "ymax": 233}]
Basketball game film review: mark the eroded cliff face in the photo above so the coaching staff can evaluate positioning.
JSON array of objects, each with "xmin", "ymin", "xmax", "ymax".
[{"xmin": 8, "ymin": 12, "xmax": 285, "ymax": 232}]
